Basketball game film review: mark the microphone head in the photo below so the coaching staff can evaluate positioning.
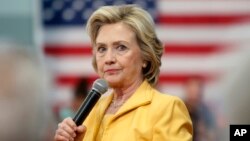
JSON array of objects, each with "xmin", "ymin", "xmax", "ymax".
[{"xmin": 92, "ymin": 79, "xmax": 109, "ymax": 94}]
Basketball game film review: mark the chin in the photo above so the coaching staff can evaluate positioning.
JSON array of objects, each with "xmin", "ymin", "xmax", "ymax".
[{"xmin": 104, "ymin": 76, "xmax": 123, "ymax": 88}]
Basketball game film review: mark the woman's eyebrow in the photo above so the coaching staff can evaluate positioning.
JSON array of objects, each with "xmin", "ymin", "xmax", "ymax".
[
  {"xmin": 95, "ymin": 42, "xmax": 106, "ymax": 47},
  {"xmin": 112, "ymin": 40, "xmax": 129, "ymax": 46},
  {"xmin": 96, "ymin": 40, "xmax": 130, "ymax": 46}
]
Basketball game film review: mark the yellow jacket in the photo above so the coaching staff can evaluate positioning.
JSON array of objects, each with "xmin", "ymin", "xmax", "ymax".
[{"xmin": 79, "ymin": 81, "xmax": 193, "ymax": 141}]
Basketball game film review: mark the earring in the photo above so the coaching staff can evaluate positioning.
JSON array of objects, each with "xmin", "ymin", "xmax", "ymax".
[{"xmin": 142, "ymin": 63, "xmax": 147, "ymax": 68}]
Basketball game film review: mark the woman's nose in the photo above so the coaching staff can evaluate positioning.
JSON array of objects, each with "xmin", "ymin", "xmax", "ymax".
[{"xmin": 104, "ymin": 48, "xmax": 116, "ymax": 65}]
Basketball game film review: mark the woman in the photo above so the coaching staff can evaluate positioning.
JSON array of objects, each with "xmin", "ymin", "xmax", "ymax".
[{"xmin": 55, "ymin": 5, "xmax": 193, "ymax": 141}]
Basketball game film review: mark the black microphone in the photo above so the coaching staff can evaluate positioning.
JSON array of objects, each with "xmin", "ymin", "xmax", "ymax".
[{"xmin": 73, "ymin": 79, "xmax": 108, "ymax": 126}]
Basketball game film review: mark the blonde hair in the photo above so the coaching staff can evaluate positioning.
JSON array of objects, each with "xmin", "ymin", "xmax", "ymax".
[{"xmin": 86, "ymin": 5, "xmax": 163, "ymax": 86}]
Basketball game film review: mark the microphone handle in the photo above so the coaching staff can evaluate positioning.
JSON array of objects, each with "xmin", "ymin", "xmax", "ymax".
[{"xmin": 73, "ymin": 90, "xmax": 101, "ymax": 126}]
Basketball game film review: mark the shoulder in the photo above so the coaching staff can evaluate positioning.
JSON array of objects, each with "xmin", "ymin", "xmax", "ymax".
[
  {"xmin": 151, "ymin": 89, "xmax": 186, "ymax": 108},
  {"xmin": 149, "ymin": 88, "xmax": 190, "ymax": 118},
  {"xmin": 149, "ymin": 89, "xmax": 193, "ymax": 140}
]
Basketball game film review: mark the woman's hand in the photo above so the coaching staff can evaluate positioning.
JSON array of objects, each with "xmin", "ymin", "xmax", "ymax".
[{"xmin": 54, "ymin": 117, "xmax": 86, "ymax": 141}]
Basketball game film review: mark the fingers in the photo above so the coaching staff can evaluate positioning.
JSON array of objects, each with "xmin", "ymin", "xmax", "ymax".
[
  {"xmin": 55, "ymin": 134, "xmax": 74, "ymax": 141},
  {"xmin": 55, "ymin": 125, "xmax": 74, "ymax": 141},
  {"xmin": 61, "ymin": 118, "xmax": 77, "ymax": 137},
  {"xmin": 74, "ymin": 126, "xmax": 87, "ymax": 141},
  {"xmin": 54, "ymin": 117, "xmax": 77, "ymax": 141},
  {"xmin": 54, "ymin": 117, "xmax": 87, "ymax": 141},
  {"xmin": 59, "ymin": 123, "xmax": 76, "ymax": 137},
  {"xmin": 64, "ymin": 117, "xmax": 77, "ymax": 131},
  {"xmin": 76, "ymin": 125, "xmax": 87, "ymax": 133},
  {"xmin": 54, "ymin": 134, "xmax": 67, "ymax": 141}
]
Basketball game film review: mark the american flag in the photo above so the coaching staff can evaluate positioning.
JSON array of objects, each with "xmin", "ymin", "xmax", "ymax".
[{"xmin": 40, "ymin": 0, "xmax": 250, "ymax": 103}]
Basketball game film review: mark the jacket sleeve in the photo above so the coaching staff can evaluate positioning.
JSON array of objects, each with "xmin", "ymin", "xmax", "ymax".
[{"xmin": 152, "ymin": 96, "xmax": 193, "ymax": 141}]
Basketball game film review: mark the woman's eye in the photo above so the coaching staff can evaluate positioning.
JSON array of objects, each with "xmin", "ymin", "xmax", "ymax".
[
  {"xmin": 117, "ymin": 45, "xmax": 127, "ymax": 51},
  {"xmin": 97, "ymin": 47, "xmax": 106, "ymax": 53}
]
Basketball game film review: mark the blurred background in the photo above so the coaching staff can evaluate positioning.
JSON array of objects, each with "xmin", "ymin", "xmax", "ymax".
[{"xmin": 0, "ymin": 0, "xmax": 250, "ymax": 140}]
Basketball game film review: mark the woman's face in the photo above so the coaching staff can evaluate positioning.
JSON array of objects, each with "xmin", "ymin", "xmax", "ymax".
[{"xmin": 94, "ymin": 22, "xmax": 144, "ymax": 88}]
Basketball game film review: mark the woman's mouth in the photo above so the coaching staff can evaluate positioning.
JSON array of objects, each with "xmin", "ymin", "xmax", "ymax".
[{"xmin": 104, "ymin": 69, "xmax": 120, "ymax": 74}]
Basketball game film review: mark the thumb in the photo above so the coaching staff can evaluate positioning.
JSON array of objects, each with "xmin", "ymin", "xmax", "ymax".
[
  {"xmin": 75, "ymin": 125, "xmax": 87, "ymax": 141},
  {"xmin": 76, "ymin": 125, "xmax": 86, "ymax": 133}
]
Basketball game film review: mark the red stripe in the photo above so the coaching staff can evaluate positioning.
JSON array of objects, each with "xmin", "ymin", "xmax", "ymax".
[
  {"xmin": 44, "ymin": 43, "xmax": 229, "ymax": 56},
  {"xmin": 56, "ymin": 73, "xmax": 218, "ymax": 87},
  {"xmin": 165, "ymin": 43, "xmax": 228, "ymax": 55},
  {"xmin": 158, "ymin": 73, "xmax": 217, "ymax": 84},
  {"xmin": 44, "ymin": 44, "xmax": 92, "ymax": 56},
  {"xmin": 158, "ymin": 14, "xmax": 250, "ymax": 25}
]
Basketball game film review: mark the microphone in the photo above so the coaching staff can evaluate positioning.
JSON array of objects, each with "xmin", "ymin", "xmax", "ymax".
[{"xmin": 73, "ymin": 79, "xmax": 108, "ymax": 126}]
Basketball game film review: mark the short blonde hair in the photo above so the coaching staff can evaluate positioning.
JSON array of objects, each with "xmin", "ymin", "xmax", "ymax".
[{"xmin": 86, "ymin": 5, "xmax": 163, "ymax": 86}]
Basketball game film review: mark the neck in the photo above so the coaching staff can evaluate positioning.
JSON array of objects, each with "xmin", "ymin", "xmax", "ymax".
[{"xmin": 113, "ymin": 78, "xmax": 144, "ymax": 102}]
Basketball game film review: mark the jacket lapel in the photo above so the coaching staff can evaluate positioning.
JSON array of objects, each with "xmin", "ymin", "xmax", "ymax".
[
  {"xmin": 91, "ymin": 90, "xmax": 113, "ymax": 140},
  {"xmin": 112, "ymin": 80, "xmax": 153, "ymax": 120},
  {"xmin": 98, "ymin": 91, "xmax": 114, "ymax": 117}
]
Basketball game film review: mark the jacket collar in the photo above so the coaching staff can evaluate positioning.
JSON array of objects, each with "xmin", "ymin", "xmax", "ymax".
[{"xmin": 99, "ymin": 80, "xmax": 153, "ymax": 120}]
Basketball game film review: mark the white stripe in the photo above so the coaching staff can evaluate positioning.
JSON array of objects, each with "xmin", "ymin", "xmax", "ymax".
[
  {"xmin": 44, "ymin": 27, "xmax": 90, "ymax": 44},
  {"xmin": 44, "ymin": 22, "xmax": 250, "ymax": 44},
  {"xmin": 45, "ymin": 56, "xmax": 95, "ymax": 75},
  {"xmin": 157, "ymin": 23, "xmax": 250, "ymax": 43},
  {"xmin": 44, "ymin": 51, "xmax": 242, "ymax": 75},
  {"xmin": 159, "ymin": 0, "xmax": 250, "ymax": 15}
]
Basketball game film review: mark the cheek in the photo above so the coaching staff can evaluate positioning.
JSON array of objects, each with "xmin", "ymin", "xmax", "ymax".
[
  {"xmin": 123, "ymin": 54, "xmax": 143, "ymax": 73},
  {"xmin": 95, "ymin": 57, "xmax": 104, "ymax": 72}
]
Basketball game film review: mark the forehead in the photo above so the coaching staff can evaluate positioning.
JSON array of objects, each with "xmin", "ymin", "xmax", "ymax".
[{"xmin": 96, "ymin": 22, "xmax": 136, "ymax": 44}]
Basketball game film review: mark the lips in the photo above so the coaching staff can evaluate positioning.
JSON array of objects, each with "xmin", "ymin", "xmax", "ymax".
[{"xmin": 104, "ymin": 69, "xmax": 120, "ymax": 73}]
